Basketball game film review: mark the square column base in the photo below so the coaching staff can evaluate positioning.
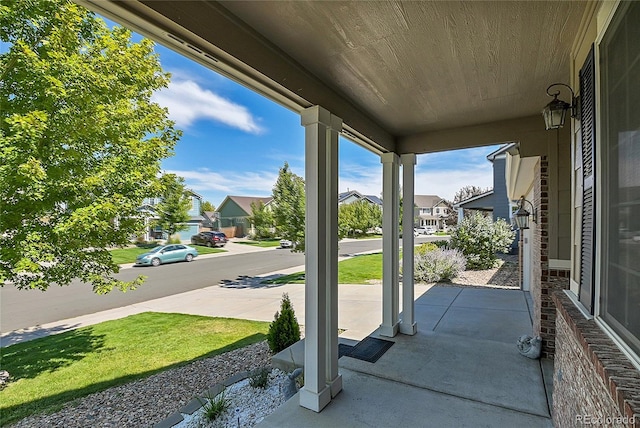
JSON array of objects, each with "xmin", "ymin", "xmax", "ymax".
[
  {"xmin": 399, "ymin": 321, "xmax": 418, "ymax": 336},
  {"xmin": 328, "ymin": 374, "xmax": 343, "ymax": 397},
  {"xmin": 299, "ymin": 385, "xmax": 332, "ymax": 412},
  {"xmin": 378, "ymin": 322, "xmax": 399, "ymax": 337}
]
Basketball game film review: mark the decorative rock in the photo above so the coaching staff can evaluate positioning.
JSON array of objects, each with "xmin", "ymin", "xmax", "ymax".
[{"xmin": 517, "ymin": 335, "xmax": 542, "ymax": 359}]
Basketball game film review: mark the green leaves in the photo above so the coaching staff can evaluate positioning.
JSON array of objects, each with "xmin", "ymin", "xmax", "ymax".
[
  {"xmin": 449, "ymin": 213, "xmax": 515, "ymax": 270},
  {"xmin": 154, "ymin": 174, "xmax": 191, "ymax": 236},
  {"xmin": 0, "ymin": 0, "xmax": 179, "ymax": 292},
  {"xmin": 271, "ymin": 162, "xmax": 305, "ymax": 252},
  {"xmin": 338, "ymin": 199, "xmax": 382, "ymax": 238}
]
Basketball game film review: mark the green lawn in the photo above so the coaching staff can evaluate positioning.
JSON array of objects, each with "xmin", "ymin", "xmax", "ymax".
[
  {"xmin": 265, "ymin": 252, "xmax": 383, "ymax": 285},
  {"xmin": 236, "ymin": 239, "xmax": 282, "ymax": 248},
  {"xmin": 0, "ymin": 312, "xmax": 268, "ymax": 426},
  {"xmin": 109, "ymin": 244, "xmax": 225, "ymax": 265}
]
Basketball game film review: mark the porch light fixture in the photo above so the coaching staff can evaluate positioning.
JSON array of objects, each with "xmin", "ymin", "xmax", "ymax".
[
  {"xmin": 542, "ymin": 83, "xmax": 576, "ymax": 130},
  {"xmin": 514, "ymin": 196, "xmax": 536, "ymax": 230}
]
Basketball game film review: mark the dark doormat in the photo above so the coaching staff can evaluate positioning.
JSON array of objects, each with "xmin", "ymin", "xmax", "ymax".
[
  {"xmin": 338, "ymin": 343, "xmax": 354, "ymax": 358},
  {"xmin": 345, "ymin": 337, "xmax": 394, "ymax": 363}
]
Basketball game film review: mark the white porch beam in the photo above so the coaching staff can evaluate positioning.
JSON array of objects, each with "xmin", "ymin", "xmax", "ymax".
[
  {"xmin": 400, "ymin": 154, "xmax": 417, "ymax": 336},
  {"xmin": 299, "ymin": 105, "xmax": 341, "ymax": 412},
  {"xmin": 380, "ymin": 152, "xmax": 400, "ymax": 337}
]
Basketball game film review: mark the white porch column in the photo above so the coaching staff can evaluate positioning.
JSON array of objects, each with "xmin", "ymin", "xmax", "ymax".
[
  {"xmin": 380, "ymin": 152, "xmax": 400, "ymax": 337},
  {"xmin": 299, "ymin": 105, "xmax": 341, "ymax": 412},
  {"xmin": 400, "ymin": 154, "xmax": 417, "ymax": 335}
]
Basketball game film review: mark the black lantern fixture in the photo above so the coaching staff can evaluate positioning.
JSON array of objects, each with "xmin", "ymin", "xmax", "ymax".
[
  {"xmin": 514, "ymin": 196, "xmax": 537, "ymax": 230},
  {"xmin": 542, "ymin": 83, "xmax": 576, "ymax": 130}
]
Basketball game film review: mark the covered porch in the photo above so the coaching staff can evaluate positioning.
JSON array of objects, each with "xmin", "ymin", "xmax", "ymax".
[{"xmin": 267, "ymin": 285, "xmax": 553, "ymax": 427}]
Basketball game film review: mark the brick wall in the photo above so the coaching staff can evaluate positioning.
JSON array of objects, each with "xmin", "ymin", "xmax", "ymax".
[
  {"xmin": 530, "ymin": 156, "xmax": 570, "ymax": 358},
  {"xmin": 552, "ymin": 292, "xmax": 640, "ymax": 427}
]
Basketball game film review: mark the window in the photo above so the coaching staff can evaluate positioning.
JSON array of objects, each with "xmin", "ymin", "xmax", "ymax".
[{"xmin": 600, "ymin": 1, "xmax": 640, "ymax": 355}]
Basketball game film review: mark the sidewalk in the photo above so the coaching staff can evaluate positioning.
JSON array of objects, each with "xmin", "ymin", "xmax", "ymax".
[{"xmin": 0, "ymin": 242, "xmax": 384, "ymax": 347}]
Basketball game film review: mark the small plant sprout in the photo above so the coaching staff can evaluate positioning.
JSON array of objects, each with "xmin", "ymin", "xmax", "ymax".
[
  {"xmin": 249, "ymin": 367, "xmax": 270, "ymax": 389},
  {"xmin": 197, "ymin": 388, "xmax": 230, "ymax": 421}
]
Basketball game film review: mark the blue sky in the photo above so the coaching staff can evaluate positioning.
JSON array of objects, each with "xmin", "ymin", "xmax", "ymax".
[{"xmin": 119, "ymin": 20, "xmax": 499, "ymax": 208}]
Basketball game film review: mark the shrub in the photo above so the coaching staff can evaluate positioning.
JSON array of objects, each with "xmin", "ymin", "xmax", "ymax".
[
  {"xmin": 267, "ymin": 293, "xmax": 301, "ymax": 353},
  {"xmin": 432, "ymin": 240, "xmax": 450, "ymax": 249},
  {"xmin": 197, "ymin": 388, "xmax": 230, "ymax": 421},
  {"xmin": 414, "ymin": 248, "xmax": 466, "ymax": 283},
  {"xmin": 249, "ymin": 367, "xmax": 270, "ymax": 389},
  {"xmin": 167, "ymin": 234, "xmax": 182, "ymax": 244},
  {"xmin": 415, "ymin": 242, "xmax": 438, "ymax": 256},
  {"xmin": 449, "ymin": 212, "xmax": 515, "ymax": 270}
]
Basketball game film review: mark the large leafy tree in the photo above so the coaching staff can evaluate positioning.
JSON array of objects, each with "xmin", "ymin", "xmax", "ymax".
[
  {"xmin": 249, "ymin": 200, "xmax": 274, "ymax": 239},
  {"xmin": 271, "ymin": 162, "xmax": 305, "ymax": 251},
  {"xmin": 338, "ymin": 200, "xmax": 382, "ymax": 237},
  {"xmin": 0, "ymin": 0, "xmax": 180, "ymax": 293},
  {"xmin": 155, "ymin": 174, "xmax": 191, "ymax": 237}
]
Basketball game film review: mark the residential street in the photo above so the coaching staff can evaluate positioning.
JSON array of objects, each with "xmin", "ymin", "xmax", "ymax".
[{"xmin": 0, "ymin": 236, "xmax": 441, "ymax": 333}]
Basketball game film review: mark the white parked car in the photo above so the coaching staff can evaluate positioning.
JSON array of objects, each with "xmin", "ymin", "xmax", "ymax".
[
  {"xmin": 280, "ymin": 239, "xmax": 293, "ymax": 248},
  {"xmin": 415, "ymin": 226, "xmax": 436, "ymax": 235}
]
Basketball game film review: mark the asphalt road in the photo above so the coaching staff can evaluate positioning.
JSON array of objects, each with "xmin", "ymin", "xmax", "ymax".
[{"xmin": 0, "ymin": 236, "xmax": 442, "ymax": 332}]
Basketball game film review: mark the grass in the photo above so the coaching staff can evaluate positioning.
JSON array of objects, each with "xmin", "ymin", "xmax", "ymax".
[
  {"xmin": 265, "ymin": 253, "xmax": 383, "ymax": 285},
  {"xmin": 109, "ymin": 244, "xmax": 225, "ymax": 265},
  {"xmin": 236, "ymin": 239, "xmax": 282, "ymax": 248},
  {"xmin": 0, "ymin": 312, "xmax": 268, "ymax": 426}
]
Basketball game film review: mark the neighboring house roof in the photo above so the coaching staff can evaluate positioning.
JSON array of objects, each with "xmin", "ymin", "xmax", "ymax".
[
  {"xmin": 453, "ymin": 190, "xmax": 495, "ymax": 211},
  {"xmin": 217, "ymin": 195, "xmax": 273, "ymax": 217},
  {"xmin": 338, "ymin": 190, "xmax": 383, "ymax": 206},
  {"xmin": 202, "ymin": 211, "xmax": 217, "ymax": 221},
  {"xmin": 486, "ymin": 142, "xmax": 518, "ymax": 162},
  {"xmin": 414, "ymin": 195, "xmax": 446, "ymax": 208},
  {"xmin": 363, "ymin": 195, "xmax": 383, "ymax": 205}
]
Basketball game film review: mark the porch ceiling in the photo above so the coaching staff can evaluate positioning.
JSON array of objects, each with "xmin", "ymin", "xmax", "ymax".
[{"xmin": 84, "ymin": 0, "xmax": 590, "ymax": 154}]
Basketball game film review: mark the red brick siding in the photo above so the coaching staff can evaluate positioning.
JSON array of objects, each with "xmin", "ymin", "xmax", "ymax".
[
  {"xmin": 529, "ymin": 156, "xmax": 570, "ymax": 358},
  {"xmin": 553, "ymin": 292, "xmax": 640, "ymax": 427}
]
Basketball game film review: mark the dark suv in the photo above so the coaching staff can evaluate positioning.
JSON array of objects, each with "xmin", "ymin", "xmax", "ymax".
[{"xmin": 190, "ymin": 231, "xmax": 228, "ymax": 247}]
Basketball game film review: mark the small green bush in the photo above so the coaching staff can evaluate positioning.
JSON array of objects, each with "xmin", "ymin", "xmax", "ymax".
[
  {"xmin": 449, "ymin": 212, "xmax": 515, "ymax": 270},
  {"xmin": 197, "ymin": 388, "xmax": 230, "ymax": 421},
  {"xmin": 249, "ymin": 367, "xmax": 270, "ymax": 389},
  {"xmin": 267, "ymin": 293, "xmax": 301, "ymax": 353},
  {"xmin": 414, "ymin": 248, "xmax": 466, "ymax": 283},
  {"xmin": 415, "ymin": 242, "xmax": 438, "ymax": 256},
  {"xmin": 432, "ymin": 240, "xmax": 450, "ymax": 249},
  {"xmin": 167, "ymin": 234, "xmax": 181, "ymax": 244}
]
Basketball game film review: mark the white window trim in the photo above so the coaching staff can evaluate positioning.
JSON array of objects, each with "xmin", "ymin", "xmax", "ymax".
[{"xmin": 592, "ymin": 0, "xmax": 640, "ymax": 366}]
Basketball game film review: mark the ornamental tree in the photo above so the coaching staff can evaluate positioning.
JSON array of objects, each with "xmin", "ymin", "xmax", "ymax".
[
  {"xmin": 0, "ymin": 0, "xmax": 181, "ymax": 293},
  {"xmin": 155, "ymin": 174, "xmax": 191, "ymax": 238},
  {"xmin": 271, "ymin": 162, "xmax": 305, "ymax": 252}
]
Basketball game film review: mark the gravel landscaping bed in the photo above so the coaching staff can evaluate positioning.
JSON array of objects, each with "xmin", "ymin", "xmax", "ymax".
[
  {"xmin": 10, "ymin": 342, "xmax": 272, "ymax": 428},
  {"xmin": 433, "ymin": 253, "xmax": 519, "ymax": 288}
]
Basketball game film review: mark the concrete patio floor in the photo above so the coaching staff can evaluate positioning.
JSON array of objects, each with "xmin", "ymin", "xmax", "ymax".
[{"xmin": 266, "ymin": 286, "xmax": 554, "ymax": 428}]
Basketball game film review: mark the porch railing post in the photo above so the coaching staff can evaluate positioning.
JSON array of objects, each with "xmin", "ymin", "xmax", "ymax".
[
  {"xmin": 400, "ymin": 153, "xmax": 417, "ymax": 335},
  {"xmin": 380, "ymin": 152, "xmax": 400, "ymax": 337}
]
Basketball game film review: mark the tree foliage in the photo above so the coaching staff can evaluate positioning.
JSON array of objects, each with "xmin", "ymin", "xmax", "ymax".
[
  {"xmin": 271, "ymin": 162, "xmax": 305, "ymax": 251},
  {"xmin": 338, "ymin": 200, "xmax": 382, "ymax": 237},
  {"xmin": 249, "ymin": 200, "xmax": 274, "ymax": 239},
  {"xmin": 155, "ymin": 174, "xmax": 191, "ymax": 237},
  {"xmin": 200, "ymin": 201, "xmax": 215, "ymax": 213},
  {"xmin": 449, "ymin": 212, "xmax": 515, "ymax": 270},
  {"xmin": 0, "ymin": 0, "xmax": 180, "ymax": 293},
  {"xmin": 266, "ymin": 293, "xmax": 301, "ymax": 354}
]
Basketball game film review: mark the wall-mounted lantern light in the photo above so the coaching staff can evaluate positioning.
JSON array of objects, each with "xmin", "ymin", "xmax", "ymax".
[
  {"xmin": 542, "ymin": 83, "xmax": 576, "ymax": 130},
  {"xmin": 514, "ymin": 196, "xmax": 537, "ymax": 230}
]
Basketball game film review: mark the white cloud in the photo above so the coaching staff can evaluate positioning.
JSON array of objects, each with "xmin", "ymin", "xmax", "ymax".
[
  {"xmin": 152, "ymin": 80, "xmax": 263, "ymax": 134},
  {"xmin": 166, "ymin": 168, "xmax": 277, "ymax": 196},
  {"xmin": 414, "ymin": 163, "xmax": 493, "ymax": 202}
]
